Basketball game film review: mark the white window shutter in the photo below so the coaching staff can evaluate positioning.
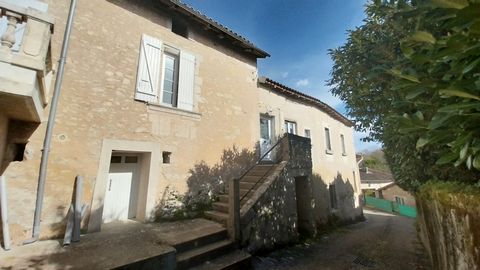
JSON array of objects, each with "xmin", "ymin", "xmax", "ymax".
[
  {"xmin": 177, "ymin": 51, "xmax": 195, "ymax": 111},
  {"xmin": 135, "ymin": 34, "xmax": 162, "ymax": 102}
]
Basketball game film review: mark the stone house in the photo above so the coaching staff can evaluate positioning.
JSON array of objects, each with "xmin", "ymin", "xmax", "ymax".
[
  {"xmin": 360, "ymin": 167, "xmax": 416, "ymax": 207},
  {"xmin": 0, "ymin": 0, "xmax": 362, "ymax": 256}
]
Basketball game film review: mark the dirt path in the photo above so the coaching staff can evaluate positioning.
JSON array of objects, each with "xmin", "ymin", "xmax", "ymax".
[{"xmin": 253, "ymin": 208, "xmax": 431, "ymax": 270}]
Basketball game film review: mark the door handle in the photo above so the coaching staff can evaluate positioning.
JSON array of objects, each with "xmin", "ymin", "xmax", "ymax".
[{"xmin": 108, "ymin": 179, "xmax": 112, "ymax": 191}]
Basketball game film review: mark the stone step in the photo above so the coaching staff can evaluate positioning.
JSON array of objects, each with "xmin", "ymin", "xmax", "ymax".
[
  {"xmin": 218, "ymin": 195, "xmax": 229, "ymax": 203},
  {"xmin": 205, "ymin": 211, "xmax": 228, "ymax": 226},
  {"xmin": 176, "ymin": 239, "xmax": 234, "ymax": 270},
  {"xmin": 212, "ymin": 202, "xmax": 229, "ymax": 213},
  {"xmin": 240, "ymin": 175, "xmax": 262, "ymax": 183},
  {"xmin": 239, "ymin": 181, "xmax": 256, "ymax": 190},
  {"xmin": 190, "ymin": 249, "xmax": 252, "ymax": 270},
  {"xmin": 246, "ymin": 165, "xmax": 276, "ymax": 177},
  {"xmin": 173, "ymin": 228, "xmax": 228, "ymax": 254}
]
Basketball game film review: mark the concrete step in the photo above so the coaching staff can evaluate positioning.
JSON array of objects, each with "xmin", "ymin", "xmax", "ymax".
[
  {"xmin": 205, "ymin": 211, "xmax": 228, "ymax": 226},
  {"xmin": 176, "ymin": 239, "xmax": 234, "ymax": 270},
  {"xmin": 218, "ymin": 194, "xmax": 229, "ymax": 203},
  {"xmin": 212, "ymin": 202, "xmax": 229, "ymax": 213},
  {"xmin": 190, "ymin": 249, "xmax": 252, "ymax": 270},
  {"xmin": 173, "ymin": 228, "xmax": 228, "ymax": 254}
]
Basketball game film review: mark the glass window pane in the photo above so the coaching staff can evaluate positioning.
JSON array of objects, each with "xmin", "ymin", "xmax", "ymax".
[
  {"xmin": 164, "ymin": 68, "xmax": 174, "ymax": 80},
  {"xmin": 164, "ymin": 56, "xmax": 175, "ymax": 70},
  {"xmin": 163, "ymin": 80, "xmax": 174, "ymax": 92},
  {"xmin": 162, "ymin": 92, "xmax": 173, "ymax": 104}
]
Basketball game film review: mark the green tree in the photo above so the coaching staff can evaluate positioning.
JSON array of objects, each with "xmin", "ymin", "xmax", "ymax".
[{"xmin": 329, "ymin": 0, "xmax": 480, "ymax": 191}]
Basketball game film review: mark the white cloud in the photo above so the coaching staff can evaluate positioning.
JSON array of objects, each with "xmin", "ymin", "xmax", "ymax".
[
  {"xmin": 281, "ymin": 72, "xmax": 289, "ymax": 78},
  {"xmin": 295, "ymin": 79, "xmax": 309, "ymax": 87}
]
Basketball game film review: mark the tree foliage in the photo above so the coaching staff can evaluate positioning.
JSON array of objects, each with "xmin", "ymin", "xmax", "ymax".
[{"xmin": 329, "ymin": 0, "xmax": 480, "ymax": 191}]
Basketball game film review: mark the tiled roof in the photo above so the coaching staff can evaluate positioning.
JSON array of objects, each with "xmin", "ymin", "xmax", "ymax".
[
  {"xmin": 359, "ymin": 168, "xmax": 394, "ymax": 183},
  {"xmin": 159, "ymin": 0, "xmax": 270, "ymax": 58},
  {"xmin": 258, "ymin": 77, "xmax": 354, "ymax": 127}
]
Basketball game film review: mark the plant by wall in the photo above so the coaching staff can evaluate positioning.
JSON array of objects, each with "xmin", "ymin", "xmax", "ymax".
[{"xmin": 329, "ymin": 0, "xmax": 480, "ymax": 191}]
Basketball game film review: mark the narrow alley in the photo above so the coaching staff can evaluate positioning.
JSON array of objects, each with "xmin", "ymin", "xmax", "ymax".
[{"xmin": 253, "ymin": 209, "xmax": 430, "ymax": 270}]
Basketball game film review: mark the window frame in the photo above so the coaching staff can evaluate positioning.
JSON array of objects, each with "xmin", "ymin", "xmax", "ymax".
[
  {"xmin": 159, "ymin": 50, "xmax": 180, "ymax": 107},
  {"xmin": 284, "ymin": 120, "xmax": 297, "ymax": 135},
  {"xmin": 340, "ymin": 134, "xmax": 347, "ymax": 156},
  {"xmin": 304, "ymin": 128, "xmax": 311, "ymax": 139},
  {"xmin": 329, "ymin": 184, "xmax": 338, "ymax": 209},
  {"xmin": 324, "ymin": 127, "xmax": 332, "ymax": 154}
]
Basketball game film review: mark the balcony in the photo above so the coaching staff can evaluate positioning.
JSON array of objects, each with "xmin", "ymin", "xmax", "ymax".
[{"xmin": 0, "ymin": 1, "xmax": 54, "ymax": 123}]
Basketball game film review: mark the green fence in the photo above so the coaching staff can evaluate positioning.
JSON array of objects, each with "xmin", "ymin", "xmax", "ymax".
[{"xmin": 364, "ymin": 195, "xmax": 417, "ymax": 218}]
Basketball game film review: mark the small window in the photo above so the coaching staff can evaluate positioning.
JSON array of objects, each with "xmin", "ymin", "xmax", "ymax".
[
  {"xmin": 110, "ymin": 156, "xmax": 122, "ymax": 163},
  {"xmin": 395, "ymin": 196, "xmax": 405, "ymax": 205},
  {"xmin": 284, "ymin": 121, "xmax": 297, "ymax": 135},
  {"xmin": 125, "ymin": 156, "xmax": 138, "ymax": 163},
  {"xmin": 171, "ymin": 18, "xmax": 188, "ymax": 38},
  {"xmin": 324, "ymin": 127, "xmax": 332, "ymax": 153},
  {"xmin": 304, "ymin": 129, "xmax": 311, "ymax": 138},
  {"xmin": 163, "ymin": 151, "xmax": 172, "ymax": 164},
  {"xmin": 340, "ymin": 134, "xmax": 346, "ymax": 156},
  {"xmin": 161, "ymin": 52, "xmax": 179, "ymax": 106},
  {"xmin": 329, "ymin": 184, "xmax": 338, "ymax": 209}
]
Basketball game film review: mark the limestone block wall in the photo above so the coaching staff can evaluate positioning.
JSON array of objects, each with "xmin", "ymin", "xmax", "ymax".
[
  {"xmin": 3, "ymin": 0, "xmax": 261, "ymax": 244},
  {"xmin": 416, "ymin": 183, "xmax": 480, "ymax": 270},
  {"xmin": 240, "ymin": 135, "xmax": 316, "ymax": 253}
]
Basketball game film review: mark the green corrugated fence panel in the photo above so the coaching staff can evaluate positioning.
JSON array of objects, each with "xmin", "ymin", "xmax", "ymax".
[
  {"xmin": 365, "ymin": 196, "xmax": 393, "ymax": 213},
  {"xmin": 397, "ymin": 204, "xmax": 417, "ymax": 218}
]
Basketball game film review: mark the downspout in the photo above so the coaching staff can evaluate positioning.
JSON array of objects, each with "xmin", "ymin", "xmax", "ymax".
[
  {"xmin": 0, "ymin": 175, "xmax": 10, "ymax": 250},
  {"xmin": 24, "ymin": 0, "xmax": 77, "ymax": 245}
]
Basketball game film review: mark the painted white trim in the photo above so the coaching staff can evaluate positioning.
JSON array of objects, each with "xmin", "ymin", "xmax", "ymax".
[{"xmin": 88, "ymin": 139, "xmax": 161, "ymax": 233}]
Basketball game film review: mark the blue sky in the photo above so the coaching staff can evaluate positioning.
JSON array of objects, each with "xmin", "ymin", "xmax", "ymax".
[{"xmin": 183, "ymin": 0, "xmax": 382, "ymax": 152}]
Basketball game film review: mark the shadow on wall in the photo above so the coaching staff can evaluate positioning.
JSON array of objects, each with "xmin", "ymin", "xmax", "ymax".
[
  {"xmin": 152, "ymin": 144, "xmax": 259, "ymax": 221},
  {"xmin": 311, "ymin": 172, "xmax": 364, "ymax": 229}
]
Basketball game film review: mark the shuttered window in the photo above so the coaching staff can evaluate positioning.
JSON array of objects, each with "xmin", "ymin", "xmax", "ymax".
[{"xmin": 135, "ymin": 34, "xmax": 195, "ymax": 111}]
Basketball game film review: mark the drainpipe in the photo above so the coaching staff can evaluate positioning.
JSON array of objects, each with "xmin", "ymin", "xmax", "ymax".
[
  {"xmin": 24, "ymin": 0, "xmax": 77, "ymax": 245},
  {"xmin": 0, "ymin": 175, "xmax": 11, "ymax": 250}
]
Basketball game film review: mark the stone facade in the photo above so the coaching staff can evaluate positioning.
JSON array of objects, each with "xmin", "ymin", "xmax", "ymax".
[
  {"xmin": 1, "ymin": 0, "xmax": 361, "ymax": 248},
  {"xmin": 257, "ymin": 82, "xmax": 363, "ymax": 226},
  {"xmin": 3, "ymin": 0, "xmax": 263, "ymax": 245}
]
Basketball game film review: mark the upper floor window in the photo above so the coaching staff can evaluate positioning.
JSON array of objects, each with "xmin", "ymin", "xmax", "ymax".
[
  {"xmin": 324, "ymin": 127, "xmax": 332, "ymax": 154},
  {"xmin": 340, "ymin": 134, "xmax": 347, "ymax": 156},
  {"xmin": 285, "ymin": 121, "xmax": 297, "ymax": 135},
  {"xmin": 135, "ymin": 34, "xmax": 195, "ymax": 111},
  {"xmin": 171, "ymin": 18, "xmax": 189, "ymax": 38},
  {"xmin": 304, "ymin": 129, "xmax": 311, "ymax": 138}
]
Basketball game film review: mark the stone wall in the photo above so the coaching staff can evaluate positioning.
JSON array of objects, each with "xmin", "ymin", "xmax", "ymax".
[
  {"xmin": 240, "ymin": 135, "xmax": 316, "ymax": 253},
  {"xmin": 416, "ymin": 182, "xmax": 480, "ymax": 270},
  {"xmin": 3, "ymin": 0, "xmax": 261, "ymax": 245}
]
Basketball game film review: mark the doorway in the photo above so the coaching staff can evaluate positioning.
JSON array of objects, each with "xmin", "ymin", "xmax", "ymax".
[
  {"xmin": 260, "ymin": 115, "xmax": 274, "ymax": 161},
  {"xmin": 102, "ymin": 154, "xmax": 141, "ymax": 223},
  {"xmin": 295, "ymin": 176, "xmax": 313, "ymax": 236}
]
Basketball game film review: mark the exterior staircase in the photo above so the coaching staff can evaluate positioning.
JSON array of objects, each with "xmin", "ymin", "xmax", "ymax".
[
  {"xmin": 205, "ymin": 163, "xmax": 279, "ymax": 226},
  {"xmin": 174, "ymin": 225, "xmax": 251, "ymax": 269}
]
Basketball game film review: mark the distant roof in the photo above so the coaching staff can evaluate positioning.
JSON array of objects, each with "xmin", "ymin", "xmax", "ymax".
[
  {"xmin": 159, "ymin": 0, "xmax": 270, "ymax": 58},
  {"xmin": 360, "ymin": 168, "xmax": 394, "ymax": 183},
  {"xmin": 258, "ymin": 77, "xmax": 354, "ymax": 127}
]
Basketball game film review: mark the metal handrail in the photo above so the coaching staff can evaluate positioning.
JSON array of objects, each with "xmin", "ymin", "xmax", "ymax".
[{"xmin": 238, "ymin": 135, "xmax": 287, "ymax": 202}]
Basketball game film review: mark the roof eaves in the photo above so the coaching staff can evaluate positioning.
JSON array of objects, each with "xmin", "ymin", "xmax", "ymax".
[
  {"xmin": 162, "ymin": 0, "xmax": 270, "ymax": 58},
  {"xmin": 258, "ymin": 77, "xmax": 354, "ymax": 127}
]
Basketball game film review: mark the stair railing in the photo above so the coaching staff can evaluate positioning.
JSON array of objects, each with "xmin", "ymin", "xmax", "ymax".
[{"xmin": 228, "ymin": 134, "xmax": 288, "ymax": 243}]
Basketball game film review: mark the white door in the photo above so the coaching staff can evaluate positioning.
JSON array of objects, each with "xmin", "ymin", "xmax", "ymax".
[
  {"xmin": 102, "ymin": 155, "xmax": 140, "ymax": 223},
  {"xmin": 260, "ymin": 116, "xmax": 273, "ymax": 161}
]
